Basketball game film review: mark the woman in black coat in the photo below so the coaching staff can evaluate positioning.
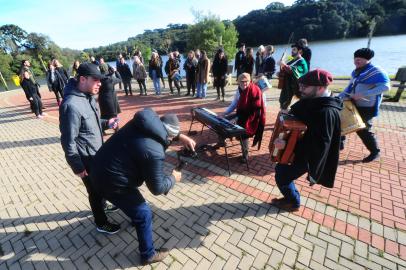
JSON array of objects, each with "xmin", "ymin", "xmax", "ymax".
[
  {"xmin": 212, "ymin": 48, "xmax": 228, "ymax": 101},
  {"xmin": 243, "ymin": 48, "xmax": 255, "ymax": 77},
  {"xmin": 46, "ymin": 62, "xmax": 67, "ymax": 106},
  {"xmin": 99, "ymin": 66, "xmax": 122, "ymax": 122}
]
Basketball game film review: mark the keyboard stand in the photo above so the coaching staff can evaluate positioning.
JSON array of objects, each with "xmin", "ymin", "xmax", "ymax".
[{"xmin": 188, "ymin": 116, "xmax": 250, "ymax": 176}]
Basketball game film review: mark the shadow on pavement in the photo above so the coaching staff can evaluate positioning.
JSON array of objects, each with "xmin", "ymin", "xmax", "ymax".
[
  {"xmin": 0, "ymin": 136, "xmax": 60, "ymax": 150},
  {"xmin": 0, "ymin": 201, "xmax": 285, "ymax": 268}
]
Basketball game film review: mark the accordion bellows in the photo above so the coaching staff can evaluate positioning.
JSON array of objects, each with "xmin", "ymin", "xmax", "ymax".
[{"xmin": 269, "ymin": 112, "xmax": 307, "ymax": 164}]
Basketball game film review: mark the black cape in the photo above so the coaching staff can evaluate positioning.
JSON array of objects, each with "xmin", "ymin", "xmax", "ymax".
[
  {"xmin": 99, "ymin": 74, "xmax": 122, "ymax": 119},
  {"xmin": 290, "ymin": 96, "xmax": 342, "ymax": 188}
]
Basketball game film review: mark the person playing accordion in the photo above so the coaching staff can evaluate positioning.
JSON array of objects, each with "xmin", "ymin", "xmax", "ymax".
[{"xmin": 272, "ymin": 69, "xmax": 342, "ymax": 211}]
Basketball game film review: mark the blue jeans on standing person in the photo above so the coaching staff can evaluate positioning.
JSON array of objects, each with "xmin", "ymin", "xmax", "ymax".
[
  {"xmin": 274, "ymin": 159, "xmax": 308, "ymax": 208},
  {"xmin": 106, "ymin": 192, "xmax": 155, "ymax": 261},
  {"xmin": 151, "ymin": 70, "xmax": 161, "ymax": 94},
  {"xmin": 196, "ymin": 83, "xmax": 207, "ymax": 98}
]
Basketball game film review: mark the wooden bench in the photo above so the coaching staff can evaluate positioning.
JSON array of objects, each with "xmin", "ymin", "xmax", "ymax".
[{"xmin": 385, "ymin": 67, "xmax": 406, "ymax": 102}]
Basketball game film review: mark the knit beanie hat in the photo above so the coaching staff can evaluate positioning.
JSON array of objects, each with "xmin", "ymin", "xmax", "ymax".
[
  {"xmin": 354, "ymin": 48, "xmax": 374, "ymax": 60},
  {"xmin": 160, "ymin": 114, "xmax": 180, "ymax": 138}
]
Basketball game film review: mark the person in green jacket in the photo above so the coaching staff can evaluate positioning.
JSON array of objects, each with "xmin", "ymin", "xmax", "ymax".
[{"xmin": 279, "ymin": 43, "xmax": 308, "ymax": 109}]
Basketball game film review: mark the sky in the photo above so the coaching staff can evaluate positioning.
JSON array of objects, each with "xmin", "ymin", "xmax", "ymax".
[{"xmin": 0, "ymin": 0, "xmax": 295, "ymax": 50}]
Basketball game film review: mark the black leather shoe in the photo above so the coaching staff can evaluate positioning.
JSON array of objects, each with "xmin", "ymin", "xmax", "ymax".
[{"xmin": 362, "ymin": 151, "xmax": 380, "ymax": 163}]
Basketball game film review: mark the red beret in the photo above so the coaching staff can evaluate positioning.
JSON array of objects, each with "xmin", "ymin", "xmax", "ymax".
[{"xmin": 298, "ymin": 69, "xmax": 333, "ymax": 86}]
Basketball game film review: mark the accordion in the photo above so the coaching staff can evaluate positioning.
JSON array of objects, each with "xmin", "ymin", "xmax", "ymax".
[{"xmin": 268, "ymin": 112, "xmax": 307, "ymax": 164}]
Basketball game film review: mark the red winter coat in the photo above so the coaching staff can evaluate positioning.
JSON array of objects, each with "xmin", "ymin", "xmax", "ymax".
[{"xmin": 236, "ymin": 83, "xmax": 266, "ymax": 137}]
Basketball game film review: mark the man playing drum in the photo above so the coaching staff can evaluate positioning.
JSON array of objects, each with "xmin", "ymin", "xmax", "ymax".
[
  {"xmin": 272, "ymin": 69, "xmax": 342, "ymax": 211},
  {"xmin": 339, "ymin": 48, "xmax": 390, "ymax": 163}
]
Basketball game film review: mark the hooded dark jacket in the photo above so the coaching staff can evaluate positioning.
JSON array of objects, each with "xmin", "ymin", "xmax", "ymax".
[
  {"xmin": 90, "ymin": 108, "xmax": 176, "ymax": 199},
  {"xmin": 99, "ymin": 73, "xmax": 122, "ymax": 119},
  {"xmin": 59, "ymin": 78, "xmax": 108, "ymax": 174},
  {"xmin": 290, "ymin": 96, "xmax": 342, "ymax": 188}
]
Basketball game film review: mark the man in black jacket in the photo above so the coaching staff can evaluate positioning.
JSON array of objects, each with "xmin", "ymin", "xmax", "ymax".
[
  {"xmin": 90, "ymin": 108, "xmax": 195, "ymax": 265},
  {"xmin": 271, "ymin": 69, "xmax": 342, "ymax": 211},
  {"xmin": 117, "ymin": 57, "xmax": 133, "ymax": 95},
  {"xmin": 60, "ymin": 63, "xmax": 120, "ymax": 234},
  {"xmin": 234, "ymin": 43, "xmax": 245, "ymax": 78}
]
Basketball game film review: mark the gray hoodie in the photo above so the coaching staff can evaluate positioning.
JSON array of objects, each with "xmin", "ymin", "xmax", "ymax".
[{"xmin": 59, "ymin": 78, "xmax": 107, "ymax": 174}]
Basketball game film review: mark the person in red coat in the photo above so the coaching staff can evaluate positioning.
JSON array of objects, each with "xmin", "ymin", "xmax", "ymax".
[{"xmin": 221, "ymin": 72, "xmax": 266, "ymax": 162}]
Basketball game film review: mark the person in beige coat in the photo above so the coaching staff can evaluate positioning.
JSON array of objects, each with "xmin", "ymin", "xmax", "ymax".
[{"xmin": 195, "ymin": 50, "xmax": 210, "ymax": 98}]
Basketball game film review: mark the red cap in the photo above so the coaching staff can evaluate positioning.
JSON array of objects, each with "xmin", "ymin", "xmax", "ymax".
[{"xmin": 298, "ymin": 69, "xmax": 333, "ymax": 86}]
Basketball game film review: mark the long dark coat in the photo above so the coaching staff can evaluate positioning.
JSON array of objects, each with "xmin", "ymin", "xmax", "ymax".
[
  {"xmin": 290, "ymin": 96, "xmax": 342, "ymax": 188},
  {"xmin": 99, "ymin": 74, "xmax": 122, "ymax": 119}
]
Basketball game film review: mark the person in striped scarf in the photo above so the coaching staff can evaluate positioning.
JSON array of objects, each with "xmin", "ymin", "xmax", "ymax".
[{"xmin": 339, "ymin": 48, "xmax": 390, "ymax": 163}]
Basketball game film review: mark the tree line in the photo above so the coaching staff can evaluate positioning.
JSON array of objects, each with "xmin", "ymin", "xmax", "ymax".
[
  {"xmin": 0, "ymin": 24, "xmax": 81, "ymax": 87},
  {"xmin": 234, "ymin": 0, "xmax": 406, "ymax": 46},
  {"xmin": 83, "ymin": 13, "xmax": 238, "ymax": 63}
]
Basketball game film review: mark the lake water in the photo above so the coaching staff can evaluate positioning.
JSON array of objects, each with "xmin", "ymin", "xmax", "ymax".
[{"xmin": 109, "ymin": 34, "xmax": 406, "ymax": 77}]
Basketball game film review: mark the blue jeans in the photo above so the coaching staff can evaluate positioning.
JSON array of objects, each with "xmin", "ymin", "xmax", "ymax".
[
  {"xmin": 196, "ymin": 83, "xmax": 207, "ymax": 98},
  {"xmin": 152, "ymin": 70, "xmax": 161, "ymax": 94},
  {"xmin": 107, "ymin": 192, "xmax": 155, "ymax": 260},
  {"xmin": 274, "ymin": 160, "xmax": 308, "ymax": 208}
]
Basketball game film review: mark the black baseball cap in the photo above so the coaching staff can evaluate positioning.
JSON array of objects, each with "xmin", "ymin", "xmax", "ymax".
[{"xmin": 77, "ymin": 63, "xmax": 104, "ymax": 79}]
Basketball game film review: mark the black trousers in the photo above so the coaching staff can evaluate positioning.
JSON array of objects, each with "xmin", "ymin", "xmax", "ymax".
[
  {"xmin": 341, "ymin": 106, "xmax": 379, "ymax": 153},
  {"xmin": 168, "ymin": 77, "xmax": 180, "ymax": 94},
  {"xmin": 279, "ymin": 76, "xmax": 299, "ymax": 109},
  {"xmin": 186, "ymin": 75, "xmax": 196, "ymax": 95},
  {"xmin": 31, "ymin": 94, "xmax": 43, "ymax": 116},
  {"xmin": 52, "ymin": 89, "xmax": 63, "ymax": 103},
  {"xmin": 214, "ymin": 77, "xmax": 225, "ymax": 98},
  {"xmin": 137, "ymin": 79, "xmax": 147, "ymax": 94},
  {"xmin": 356, "ymin": 107, "xmax": 379, "ymax": 153},
  {"xmin": 123, "ymin": 79, "xmax": 132, "ymax": 95},
  {"xmin": 81, "ymin": 156, "xmax": 108, "ymax": 226}
]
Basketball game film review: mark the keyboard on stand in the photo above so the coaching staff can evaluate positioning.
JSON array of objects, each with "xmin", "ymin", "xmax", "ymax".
[
  {"xmin": 188, "ymin": 107, "xmax": 248, "ymax": 175},
  {"xmin": 190, "ymin": 108, "xmax": 246, "ymax": 138}
]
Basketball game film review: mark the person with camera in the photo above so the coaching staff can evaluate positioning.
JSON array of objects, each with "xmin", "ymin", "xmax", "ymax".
[
  {"xmin": 89, "ymin": 108, "xmax": 195, "ymax": 265},
  {"xmin": 59, "ymin": 63, "xmax": 120, "ymax": 234}
]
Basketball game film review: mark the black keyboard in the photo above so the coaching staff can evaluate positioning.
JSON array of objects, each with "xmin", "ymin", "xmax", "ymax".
[{"xmin": 191, "ymin": 108, "xmax": 246, "ymax": 138}]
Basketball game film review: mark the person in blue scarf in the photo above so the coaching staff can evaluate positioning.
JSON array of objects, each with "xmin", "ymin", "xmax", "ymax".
[{"xmin": 339, "ymin": 48, "xmax": 390, "ymax": 163}]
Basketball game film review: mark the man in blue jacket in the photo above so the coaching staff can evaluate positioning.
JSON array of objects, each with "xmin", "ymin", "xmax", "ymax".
[
  {"xmin": 90, "ymin": 108, "xmax": 195, "ymax": 265},
  {"xmin": 339, "ymin": 48, "xmax": 390, "ymax": 162},
  {"xmin": 60, "ymin": 63, "xmax": 120, "ymax": 234}
]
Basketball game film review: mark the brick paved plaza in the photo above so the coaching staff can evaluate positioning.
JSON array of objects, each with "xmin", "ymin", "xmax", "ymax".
[{"xmin": 1, "ymin": 82, "xmax": 405, "ymax": 269}]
